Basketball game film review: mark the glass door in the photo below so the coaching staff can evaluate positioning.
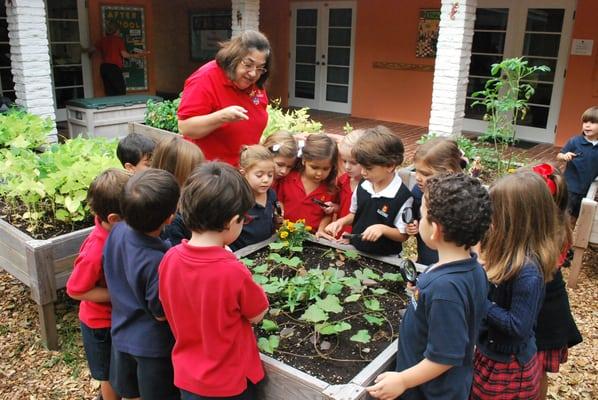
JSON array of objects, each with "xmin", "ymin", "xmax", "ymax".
[
  {"xmin": 0, "ymin": 3, "xmax": 15, "ymax": 102},
  {"xmin": 289, "ymin": 2, "xmax": 355, "ymax": 114},
  {"xmin": 47, "ymin": 0, "xmax": 93, "ymax": 121},
  {"xmin": 464, "ymin": 0, "xmax": 575, "ymax": 143}
]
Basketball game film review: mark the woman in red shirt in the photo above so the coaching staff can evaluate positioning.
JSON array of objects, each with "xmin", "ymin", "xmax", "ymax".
[{"xmin": 177, "ymin": 30, "xmax": 272, "ymax": 166}]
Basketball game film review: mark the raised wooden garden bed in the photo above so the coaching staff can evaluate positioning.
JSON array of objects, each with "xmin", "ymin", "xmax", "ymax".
[
  {"xmin": 235, "ymin": 236, "xmax": 425, "ymax": 400},
  {"xmin": 569, "ymin": 178, "xmax": 598, "ymax": 288},
  {"xmin": 128, "ymin": 121, "xmax": 176, "ymax": 143},
  {"xmin": 0, "ymin": 218, "xmax": 92, "ymax": 349}
]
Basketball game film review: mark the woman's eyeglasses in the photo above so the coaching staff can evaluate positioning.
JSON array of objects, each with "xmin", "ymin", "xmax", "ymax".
[{"xmin": 240, "ymin": 59, "xmax": 267, "ymax": 75}]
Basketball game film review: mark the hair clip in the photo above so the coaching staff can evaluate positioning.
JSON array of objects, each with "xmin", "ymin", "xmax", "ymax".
[
  {"xmin": 271, "ymin": 144, "xmax": 281, "ymax": 153},
  {"xmin": 297, "ymin": 140, "xmax": 305, "ymax": 158},
  {"xmin": 532, "ymin": 163, "xmax": 557, "ymax": 195}
]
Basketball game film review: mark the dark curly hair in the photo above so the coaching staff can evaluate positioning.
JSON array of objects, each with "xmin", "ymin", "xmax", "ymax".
[{"xmin": 424, "ymin": 173, "xmax": 491, "ymax": 248}]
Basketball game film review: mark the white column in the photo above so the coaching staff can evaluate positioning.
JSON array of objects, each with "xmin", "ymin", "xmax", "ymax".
[
  {"xmin": 6, "ymin": 0, "xmax": 57, "ymax": 141},
  {"xmin": 231, "ymin": 0, "xmax": 260, "ymax": 37},
  {"xmin": 428, "ymin": 0, "xmax": 477, "ymax": 137}
]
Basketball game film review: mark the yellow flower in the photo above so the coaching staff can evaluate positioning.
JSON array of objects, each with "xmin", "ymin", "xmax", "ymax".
[
  {"xmin": 287, "ymin": 221, "xmax": 295, "ymax": 230},
  {"xmin": 279, "ymin": 231, "xmax": 289, "ymax": 239},
  {"xmin": 306, "ymin": 226, "xmax": 312, "ymax": 232},
  {"xmin": 297, "ymin": 219, "xmax": 306, "ymax": 224},
  {"xmin": 288, "ymin": 225, "xmax": 296, "ymax": 232}
]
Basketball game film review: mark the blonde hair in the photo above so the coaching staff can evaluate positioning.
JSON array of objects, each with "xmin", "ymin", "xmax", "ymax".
[
  {"xmin": 482, "ymin": 172, "xmax": 562, "ymax": 284},
  {"xmin": 339, "ymin": 129, "xmax": 365, "ymax": 154},
  {"xmin": 239, "ymin": 144, "xmax": 274, "ymax": 171},
  {"xmin": 262, "ymin": 131, "xmax": 298, "ymax": 159},
  {"xmin": 151, "ymin": 135, "xmax": 205, "ymax": 187},
  {"xmin": 414, "ymin": 138, "xmax": 463, "ymax": 174}
]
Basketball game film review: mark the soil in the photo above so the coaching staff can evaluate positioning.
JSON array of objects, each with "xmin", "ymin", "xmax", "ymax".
[
  {"xmin": 245, "ymin": 242, "xmax": 409, "ymax": 385},
  {"xmin": 0, "ymin": 198, "xmax": 93, "ymax": 240}
]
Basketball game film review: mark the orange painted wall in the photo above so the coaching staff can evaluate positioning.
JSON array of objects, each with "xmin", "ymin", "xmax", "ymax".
[
  {"xmin": 87, "ymin": 0, "xmax": 156, "ymax": 96},
  {"xmin": 260, "ymin": 0, "xmax": 440, "ymax": 126},
  {"xmin": 555, "ymin": 0, "xmax": 598, "ymax": 146}
]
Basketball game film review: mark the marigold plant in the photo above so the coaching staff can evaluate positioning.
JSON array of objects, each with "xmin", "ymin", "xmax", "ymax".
[{"xmin": 270, "ymin": 219, "xmax": 312, "ymax": 254}]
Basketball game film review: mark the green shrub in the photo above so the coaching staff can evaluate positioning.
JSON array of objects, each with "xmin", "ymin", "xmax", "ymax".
[
  {"xmin": 261, "ymin": 100, "xmax": 322, "ymax": 140},
  {"xmin": 144, "ymin": 97, "xmax": 181, "ymax": 133},
  {"xmin": 0, "ymin": 108, "xmax": 54, "ymax": 150}
]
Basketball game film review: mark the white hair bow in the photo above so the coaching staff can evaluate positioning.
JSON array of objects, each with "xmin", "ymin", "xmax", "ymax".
[{"xmin": 297, "ymin": 140, "xmax": 305, "ymax": 158}]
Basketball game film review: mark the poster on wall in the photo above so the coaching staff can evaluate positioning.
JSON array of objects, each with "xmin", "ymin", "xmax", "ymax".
[
  {"xmin": 101, "ymin": 5, "xmax": 148, "ymax": 91},
  {"xmin": 189, "ymin": 11, "xmax": 231, "ymax": 61},
  {"xmin": 416, "ymin": 9, "xmax": 441, "ymax": 58}
]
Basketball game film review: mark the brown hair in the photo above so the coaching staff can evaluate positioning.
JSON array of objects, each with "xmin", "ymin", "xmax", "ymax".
[
  {"xmin": 481, "ymin": 172, "xmax": 562, "ymax": 284},
  {"xmin": 215, "ymin": 30, "xmax": 272, "ymax": 89},
  {"xmin": 262, "ymin": 130, "xmax": 298, "ymax": 159},
  {"xmin": 299, "ymin": 133, "xmax": 339, "ymax": 190},
  {"xmin": 180, "ymin": 162, "xmax": 254, "ymax": 233},
  {"xmin": 105, "ymin": 21, "xmax": 119, "ymax": 35},
  {"xmin": 414, "ymin": 138, "xmax": 463, "ymax": 174},
  {"xmin": 581, "ymin": 106, "xmax": 598, "ymax": 123},
  {"xmin": 151, "ymin": 135, "xmax": 205, "ymax": 187},
  {"xmin": 352, "ymin": 125, "xmax": 404, "ymax": 167},
  {"xmin": 87, "ymin": 168, "xmax": 131, "ymax": 222},
  {"xmin": 239, "ymin": 144, "xmax": 275, "ymax": 171}
]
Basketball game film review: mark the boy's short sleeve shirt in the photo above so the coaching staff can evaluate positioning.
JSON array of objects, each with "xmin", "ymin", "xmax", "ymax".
[
  {"xmin": 277, "ymin": 170, "xmax": 337, "ymax": 228},
  {"xmin": 66, "ymin": 216, "xmax": 111, "ymax": 328},
  {"xmin": 177, "ymin": 60, "xmax": 268, "ymax": 166},
  {"xmin": 158, "ymin": 243, "xmax": 269, "ymax": 397},
  {"xmin": 560, "ymin": 134, "xmax": 598, "ymax": 194},
  {"xmin": 396, "ymin": 256, "xmax": 488, "ymax": 400},
  {"xmin": 102, "ymin": 222, "xmax": 174, "ymax": 358}
]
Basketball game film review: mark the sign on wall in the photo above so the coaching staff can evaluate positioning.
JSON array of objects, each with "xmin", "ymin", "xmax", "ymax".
[
  {"xmin": 101, "ymin": 5, "xmax": 147, "ymax": 91},
  {"xmin": 416, "ymin": 9, "xmax": 441, "ymax": 58}
]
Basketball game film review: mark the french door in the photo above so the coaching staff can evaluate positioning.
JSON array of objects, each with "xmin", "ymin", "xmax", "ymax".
[
  {"xmin": 464, "ymin": 0, "xmax": 575, "ymax": 143},
  {"xmin": 46, "ymin": 0, "xmax": 93, "ymax": 121},
  {"xmin": 289, "ymin": 1, "xmax": 356, "ymax": 114}
]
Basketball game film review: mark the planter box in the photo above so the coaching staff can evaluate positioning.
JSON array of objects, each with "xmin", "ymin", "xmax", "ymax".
[
  {"xmin": 0, "ymin": 218, "xmax": 92, "ymax": 349},
  {"xmin": 128, "ymin": 121, "xmax": 177, "ymax": 143},
  {"xmin": 234, "ymin": 237, "xmax": 426, "ymax": 400},
  {"xmin": 569, "ymin": 178, "xmax": 598, "ymax": 288}
]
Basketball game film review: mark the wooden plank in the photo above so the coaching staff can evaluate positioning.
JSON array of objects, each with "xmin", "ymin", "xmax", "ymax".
[
  {"xmin": 128, "ymin": 122, "xmax": 175, "ymax": 143},
  {"xmin": 37, "ymin": 302, "xmax": 59, "ymax": 350},
  {"xmin": 572, "ymin": 198, "xmax": 597, "ymax": 248},
  {"xmin": 323, "ymin": 383, "xmax": 366, "ymax": 400},
  {"xmin": 258, "ymin": 353, "xmax": 329, "ymax": 400},
  {"xmin": 0, "ymin": 239, "xmax": 29, "ymax": 285},
  {"xmin": 49, "ymin": 226, "xmax": 93, "ymax": 260},
  {"xmin": 26, "ymin": 240, "xmax": 57, "ymax": 305},
  {"xmin": 351, "ymin": 339, "xmax": 398, "ymax": 386}
]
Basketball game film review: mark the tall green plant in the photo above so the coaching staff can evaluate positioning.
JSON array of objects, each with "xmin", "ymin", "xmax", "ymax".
[
  {"xmin": 144, "ymin": 97, "xmax": 181, "ymax": 133},
  {"xmin": 0, "ymin": 108, "xmax": 54, "ymax": 149},
  {"xmin": 471, "ymin": 57, "xmax": 549, "ymax": 175}
]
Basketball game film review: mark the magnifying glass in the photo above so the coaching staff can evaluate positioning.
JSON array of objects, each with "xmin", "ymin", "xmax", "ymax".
[
  {"xmin": 401, "ymin": 207, "xmax": 414, "ymax": 224},
  {"xmin": 398, "ymin": 258, "xmax": 418, "ymax": 284}
]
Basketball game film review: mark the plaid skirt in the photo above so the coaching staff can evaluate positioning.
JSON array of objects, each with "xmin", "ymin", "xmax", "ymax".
[
  {"xmin": 536, "ymin": 347, "xmax": 568, "ymax": 373},
  {"xmin": 470, "ymin": 349, "xmax": 541, "ymax": 400}
]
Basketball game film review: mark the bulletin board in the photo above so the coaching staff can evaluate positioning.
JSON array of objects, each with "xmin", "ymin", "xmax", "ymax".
[
  {"xmin": 415, "ymin": 9, "xmax": 441, "ymax": 58},
  {"xmin": 101, "ymin": 5, "xmax": 148, "ymax": 90}
]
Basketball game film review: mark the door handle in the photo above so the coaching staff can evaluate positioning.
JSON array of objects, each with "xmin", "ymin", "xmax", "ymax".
[
  {"xmin": 322, "ymin": 62, "xmax": 326, "ymax": 66},
  {"xmin": 316, "ymin": 61, "xmax": 320, "ymax": 65}
]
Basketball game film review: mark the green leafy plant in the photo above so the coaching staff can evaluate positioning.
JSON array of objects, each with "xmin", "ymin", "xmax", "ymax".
[
  {"xmin": 261, "ymin": 99, "xmax": 323, "ymax": 140},
  {"xmin": 0, "ymin": 108, "xmax": 54, "ymax": 150},
  {"xmin": 470, "ymin": 57, "xmax": 550, "ymax": 176},
  {"xmin": 269, "ymin": 219, "xmax": 312, "ymax": 254},
  {"xmin": 144, "ymin": 97, "xmax": 181, "ymax": 133}
]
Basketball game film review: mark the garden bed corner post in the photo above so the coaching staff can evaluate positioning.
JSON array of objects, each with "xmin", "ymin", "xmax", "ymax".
[
  {"xmin": 428, "ymin": 0, "xmax": 477, "ymax": 137},
  {"xmin": 25, "ymin": 240, "xmax": 59, "ymax": 350}
]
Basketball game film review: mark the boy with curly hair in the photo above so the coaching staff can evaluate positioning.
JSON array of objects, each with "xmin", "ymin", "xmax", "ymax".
[{"xmin": 367, "ymin": 173, "xmax": 492, "ymax": 400}]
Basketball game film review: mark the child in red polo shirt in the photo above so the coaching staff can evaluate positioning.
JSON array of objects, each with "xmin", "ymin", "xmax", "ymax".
[
  {"xmin": 159, "ymin": 162, "xmax": 269, "ymax": 400},
  {"xmin": 262, "ymin": 130, "xmax": 299, "ymax": 191},
  {"xmin": 336, "ymin": 129, "xmax": 365, "ymax": 234},
  {"xmin": 66, "ymin": 168, "xmax": 130, "ymax": 400},
  {"xmin": 276, "ymin": 133, "xmax": 338, "ymax": 238}
]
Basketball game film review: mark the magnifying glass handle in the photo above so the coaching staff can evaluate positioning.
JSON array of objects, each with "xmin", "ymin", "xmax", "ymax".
[{"xmin": 342, "ymin": 233, "xmax": 362, "ymax": 240}]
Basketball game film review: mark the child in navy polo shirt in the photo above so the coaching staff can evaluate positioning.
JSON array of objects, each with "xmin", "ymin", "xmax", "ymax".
[
  {"xmin": 366, "ymin": 173, "xmax": 491, "ymax": 400},
  {"xmin": 325, "ymin": 126, "xmax": 412, "ymax": 255},
  {"xmin": 556, "ymin": 106, "xmax": 598, "ymax": 220},
  {"xmin": 116, "ymin": 132, "xmax": 155, "ymax": 173},
  {"xmin": 158, "ymin": 162, "xmax": 269, "ymax": 400},
  {"xmin": 103, "ymin": 168, "xmax": 180, "ymax": 400},
  {"xmin": 230, "ymin": 145, "xmax": 278, "ymax": 251},
  {"xmin": 66, "ymin": 168, "xmax": 130, "ymax": 400}
]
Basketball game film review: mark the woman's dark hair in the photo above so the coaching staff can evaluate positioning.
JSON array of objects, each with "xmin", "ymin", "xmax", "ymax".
[{"xmin": 215, "ymin": 30, "xmax": 272, "ymax": 89}]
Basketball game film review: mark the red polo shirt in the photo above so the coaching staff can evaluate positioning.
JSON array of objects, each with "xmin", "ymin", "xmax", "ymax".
[
  {"xmin": 95, "ymin": 35, "xmax": 125, "ymax": 68},
  {"xmin": 158, "ymin": 242, "xmax": 269, "ymax": 397},
  {"xmin": 337, "ymin": 172, "xmax": 353, "ymax": 234},
  {"xmin": 277, "ymin": 171, "xmax": 337, "ymax": 229},
  {"xmin": 66, "ymin": 217, "xmax": 111, "ymax": 329},
  {"xmin": 178, "ymin": 60, "xmax": 268, "ymax": 166}
]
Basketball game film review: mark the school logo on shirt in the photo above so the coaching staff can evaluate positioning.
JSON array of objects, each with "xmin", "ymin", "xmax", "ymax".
[
  {"xmin": 377, "ymin": 204, "xmax": 390, "ymax": 218},
  {"xmin": 249, "ymin": 89, "xmax": 264, "ymax": 105}
]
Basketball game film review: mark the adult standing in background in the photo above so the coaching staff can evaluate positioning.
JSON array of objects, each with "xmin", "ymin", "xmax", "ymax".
[
  {"xmin": 90, "ymin": 21, "xmax": 147, "ymax": 96},
  {"xmin": 177, "ymin": 30, "xmax": 271, "ymax": 166}
]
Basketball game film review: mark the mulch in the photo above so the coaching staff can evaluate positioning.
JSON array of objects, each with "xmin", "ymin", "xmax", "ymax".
[{"xmin": 0, "ymin": 248, "xmax": 596, "ymax": 400}]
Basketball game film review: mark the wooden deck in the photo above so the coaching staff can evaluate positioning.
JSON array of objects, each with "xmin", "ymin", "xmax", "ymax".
[{"xmin": 307, "ymin": 110, "xmax": 561, "ymax": 164}]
